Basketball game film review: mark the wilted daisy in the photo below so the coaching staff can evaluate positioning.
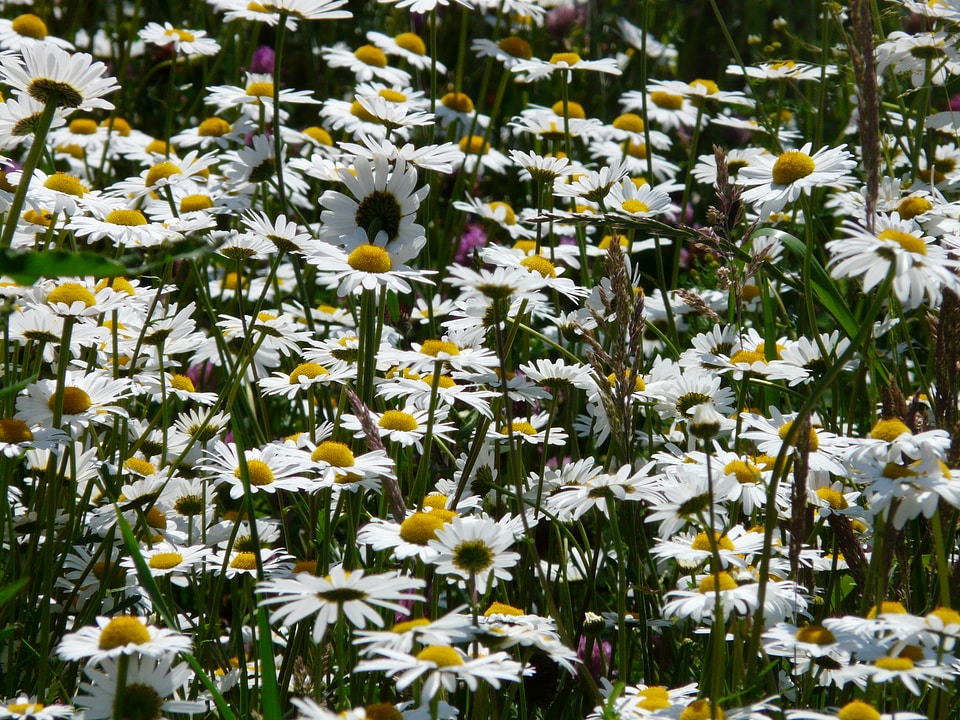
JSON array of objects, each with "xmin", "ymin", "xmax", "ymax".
[
  {"xmin": 56, "ymin": 616, "xmax": 191, "ymax": 663},
  {"xmin": 427, "ymin": 515, "xmax": 521, "ymax": 592},
  {"xmin": 257, "ymin": 565, "xmax": 425, "ymax": 642}
]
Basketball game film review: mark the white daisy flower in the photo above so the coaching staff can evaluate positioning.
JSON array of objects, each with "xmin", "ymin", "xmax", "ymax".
[
  {"xmin": 0, "ymin": 44, "xmax": 118, "ymax": 112},
  {"xmin": 56, "ymin": 616, "xmax": 191, "ymax": 663},
  {"xmin": 321, "ymin": 43, "xmax": 411, "ymax": 86},
  {"xmin": 201, "ymin": 441, "xmax": 313, "ymax": 498},
  {"xmin": 511, "ymin": 51, "xmax": 621, "ymax": 83},
  {"xmin": 0, "ymin": 13, "xmax": 73, "ymax": 51},
  {"xmin": 427, "ymin": 514, "xmax": 520, "ymax": 592},
  {"xmin": 75, "ymin": 654, "xmax": 207, "ymax": 718},
  {"xmin": 15, "ymin": 370, "xmax": 131, "ymax": 436},
  {"xmin": 138, "ymin": 22, "xmax": 221, "ymax": 57}
]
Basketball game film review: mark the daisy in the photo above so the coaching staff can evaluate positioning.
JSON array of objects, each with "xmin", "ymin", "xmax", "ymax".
[
  {"xmin": 511, "ymin": 51, "xmax": 621, "ymax": 83},
  {"xmin": 353, "ymin": 608, "xmax": 475, "ymax": 655},
  {"xmin": 205, "ymin": 73, "xmax": 317, "ymax": 122},
  {"xmin": 827, "ymin": 213, "xmax": 960, "ymax": 309},
  {"xmin": 453, "ymin": 135, "xmax": 512, "ymax": 175},
  {"xmin": 739, "ymin": 409, "xmax": 848, "ymax": 475},
  {"xmin": 75, "ymin": 655, "xmax": 207, "ymax": 719},
  {"xmin": 208, "ymin": 547, "xmax": 293, "ymax": 579},
  {"xmin": 120, "ymin": 542, "xmax": 210, "ymax": 588},
  {"xmin": 376, "ymin": 372, "xmax": 496, "ymax": 418},
  {"xmin": 0, "ymin": 94, "xmax": 67, "ymax": 148},
  {"xmin": 355, "ymin": 644, "xmax": 527, "ymax": 701},
  {"xmin": 308, "ymin": 438, "xmax": 395, "ymax": 489},
  {"xmin": 726, "ymin": 59, "xmax": 836, "ymax": 82},
  {"xmin": 427, "ymin": 514, "xmax": 521, "ymax": 592},
  {"xmin": 340, "ymin": 136, "xmax": 464, "ymax": 175},
  {"xmin": 620, "ymin": 87, "xmax": 702, "ymax": 131},
  {"xmin": 547, "ymin": 462, "xmax": 662, "ymax": 521},
  {"xmin": 343, "ymin": 406, "xmax": 455, "ymax": 452},
  {"xmin": 256, "ymin": 565, "xmax": 425, "ymax": 642},
  {"xmin": 258, "ymin": 361, "xmax": 354, "ymax": 399},
  {"xmin": 786, "ymin": 702, "xmax": 925, "ymax": 720},
  {"xmin": 604, "ymin": 179, "xmax": 677, "ymax": 220},
  {"xmin": 0, "ymin": 13, "xmax": 73, "ymax": 51},
  {"xmin": 877, "ymin": 30, "xmax": 960, "ymax": 87},
  {"xmin": 357, "ymin": 509, "xmax": 456, "ymax": 562},
  {"xmin": 737, "ymin": 142, "xmax": 857, "ymax": 218},
  {"xmin": 15, "ymin": 370, "xmax": 132, "ymax": 436},
  {"xmin": 366, "ymin": 30, "xmax": 445, "ymax": 73},
  {"xmin": 201, "ymin": 441, "xmax": 312, "ymax": 498},
  {"xmin": 0, "ymin": 697, "xmax": 74, "ymax": 719},
  {"xmin": 0, "ymin": 44, "xmax": 119, "ymax": 112},
  {"xmin": 56, "ymin": 616, "xmax": 191, "ymax": 663},
  {"xmin": 68, "ymin": 202, "xmax": 182, "ymax": 249},
  {"xmin": 256, "ymin": 0, "xmax": 353, "ymax": 21},
  {"xmin": 138, "ymin": 22, "xmax": 221, "ymax": 57},
  {"xmin": 320, "ymin": 43, "xmax": 411, "ymax": 86}
]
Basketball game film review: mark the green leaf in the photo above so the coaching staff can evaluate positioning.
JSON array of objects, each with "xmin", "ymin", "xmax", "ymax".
[
  {"xmin": 0, "ymin": 578, "xmax": 28, "ymax": 606},
  {"xmin": 0, "ymin": 374, "xmax": 37, "ymax": 399},
  {"xmin": 1, "ymin": 249, "xmax": 128, "ymax": 284}
]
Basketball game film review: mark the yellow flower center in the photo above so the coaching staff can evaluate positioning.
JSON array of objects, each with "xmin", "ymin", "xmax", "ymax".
[
  {"xmin": 441, "ymin": 92, "xmax": 475, "ymax": 113},
  {"xmin": 364, "ymin": 704, "xmax": 403, "ymax": 720},
  {"xmin": 690, "ymin": 78, "xmax": 719, "ymax": 94},
  {"xmin": 929, "ymin": 607, "xmax": 960, "ymax": 626},
  {"xmin": 354, "ymin": 45, "xmax": 388, "ymax": 68},
  {"xmin": 489, "ymin": 201, "xmax": 516, "ymax": 225},
  {"xmin": 416, "ymin": 645, "xmax": 463, "ymax": 667},
  {"xmin": 48, "ymin": 283, "xmax": 96, "ymax": 307},
  {"xmin": 837, "ymin": 700, "xmax": 881, "ymax": 720},
  {"xmin": 421, "ymin": 374, "xmax": 456, "ymax": 389},
  {"xmin": 12, "ymin": 13, "xmax": 48, "ymax": 39},
  {"xmin": 484, "ymin": 602, "xmax": 525, "ymax": 616},
  {"xmin": 56, "ymin": 144, "xmax": 85, "ymax": 160},
  {"xmin": 398, "ymin": 510, "xmax": 455, "ymax": 544},
  {"xmin": 289, "ymin": 362, "xmax": 329, "ymax": 383},
  {"xmin": 795, "ymin": 624, "xmax": 836, "ymax": 644},
  {"xmin": 690, "ymin": 532, "xmax": 735, "ymax": 552},
  {"xmin": 180, "ymin": 194, "xmax": 214, "ymax": 212},
  {"xmin": 509, "ymin": 420, "xmax": 538, "ymax": 435},
  {"xmin": 102, "ymin": 117, "xmax": 132, "ymax": 136},
  {"xmin": 599, "ymin": 234, "xmax": 628, "ymax": 250},
  {"xmin": 520, "ymin": 255, "xmax": 557, "ymax": 278},
  {"xmin": 392, "ymin": 618, "xmax": 431, "ymax": 633},
  {"xmin": 613, "ymin": 112, "xmax": 644, "ymax": 133},
  {"xmin": 769, "ymin": 60, "xmax": 797, "ymax": 70},
  {"xmin": 230, "ymin": 551, "xmax": 259, "ymax": 570},
  {"xmin": 897, "ymin": 196, "xmax": 933, "ymax": 220},
  {"xmin": 198, "ymin": 116, "xmax": 231, "ymax": 137},
  {"xmin": 95, "ymin": 277, "xmax": 135, "ymax": 295},
  {"xmin": 637, "ymin": 686, "xmax": 671, "ymax": 711},
  {"xmin": 724, "ymin": 459, "xmax": 761, "ymax": 484},
  {"xmin": 145, "ymin": 139, "xmax": 170, "ymax": 155},
  {"xmin": 105, "ymin": 209, "xmax": 148, "ymax": 226},
  {"xmin": 43, "ymin": 172, "xmax": 85, "ymax": 197},
  {"xmin": 347, "ymin": 244, "xmax": 392, "ymax": 273},
  {"xmin": 0, "ymin": 418, "xmax": 33, "ymax": 444},
  {"xmin": 420, "ymin": 339, "xmax": 460, "ymax": 357},
  {"xmin": 394, "ymin": 32, "xmax": 426, "ymax": 55},
  {"xmin": 777, "ymin": 420, "xmax": 820, "ymax": 452},
  {"xmin": 148, "ymin": 552, "xmax": 184, "ymax": 570},
  {"xmin": 621, "ymin": 199, "xmax": 650, "ymax": 214},
  {"xmin": 498, "ymin": 36, "xmax": 533, "ymax": 60},
  {"xmin": 729, "ymin": 349, "xmax": 766, "ymax": 366},
  {"xmin": 235, "ymin": 459, "xmax": 274, "ymax": 486},
  {"xmin": 422, "ymin": 495, "xmax": 448, "ymax": 510},
  {"xmin": 98, "ymin": 616, "xmax": 151, "ymax": 649},
  {"xmin": 651, "ymin": 91, "xmax": 684, "ymax": 110},
  {"xmin": 69, "ymin": 118, "xmax": 98, "ymax": 135},
  {"xmin": 378, "ymin": 88, "xmax": 407, "ymax": 103},
  {"xmin": 771, "ymin": 151, "xmax": 815, "ymax": 185},
  {"xmin": 870, "ymin": 417, "xmax": 911, "ymax": 441},
  {"xmin": 7, "ymin": 703, "xmax": 45, "ymax": 714},
  {"xmin": 145, "ymin": 161, "xmax": 182, "ymax": 187},
  {"xmin": 124, "ymin": 458, "xmax": 156, "ymax": 476},
  {"xmin": 882, "ymin": 462, "xmax": 916, "ymax": 479},
  {"xmin": 551, "ymin": 100, "xmax": 586, "ymax": 119},
  {"xmin": 626, "ymin": 141, "xmax": 647, "ymax": 158},
  {"xmin": 378, "ymin": 410, "xmax": 418, "ymax": 432},
  {"xmin": 697, "ymin": 572, "xmax": 737, "ymax": 593},
  {"xmin": 816, "ymin": 487, "xmax": 848, "ymax": 509},
  {"xmin": 878, "ymin": 228, "xmax": 927, "ymax": 255},
  {"xmin": 679, "ymin": 699, "xmax": 724, "ymax": 720},
  {"xmin": 246, "ymin": 81, "xmax": 274, "ymax": 97},
  {"xmin": 549, "ymin": 52, "xmax": 582, "ymax": 65},
  {"xmin": 350, "ymin": 100, "xmax": 378, "ymax": 122},
  {"xmin": 303, "ymin": 126, "xmax": 332, "ymax": 145},
  {"xmin": 165, "ymin": 28, "xmax": 196, "ymax": 43},
  {"xmin": 873, "ymin": 655, "xmax": 913, "ymax": 671},
  {"xmin": 458, "ymin": 135, "xmax": 489, "ymax": 155},
  {"xmin": 607, "ymin": 370, "xmax": 646, "ymax": 392},
  {"xmin": 867, "ymin": 600, "xmax": 908, "ymax": 618},
  {"xmin": 50, "ymin": 386, "xmax": 92, "ymax": 415},
  {"xmin": 170, "ymin": 373, "xmax": 196, "ymax": 393},
  {"xmin": 311, "ymin": 441, "xmax": 355, "ymax": 467}
]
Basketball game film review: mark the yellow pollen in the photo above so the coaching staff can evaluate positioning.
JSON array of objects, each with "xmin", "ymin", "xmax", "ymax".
[
  {"xmin": 7, "ymin": 703, "xmax": 45, "ymax": 714},
  {"xmin": 48, "ymin": 283, "xmax": 96, "ymax": 308},
  {"xmin": 769, "ymin": 60, "xmax": 797, "ymax": 70},
  {"xmin": 354, "ymin": 45, "xmax": 388, "ymax": 68},
  {"xmin": 289, "ymin": 362, "xmax": 328, "ymax": 383},
  {"xmin": 882, "ymin": 462, "xmax": 916, "ymax": 479},
  {"xmin": 691, "ymin": 532, "xmax": 735, "ymax": 552},
  {"xmin": 144, "ymin": 139, "xmax": 170, "ymax": 155},
  {"xmin": 56, "ymin": 144, "xmax": 85, "ymax": 160},
  {"xmin": 95, "ymin": 277, "xmax": 136, "ymax": 295},
  {"xmin": 180, "ymin": 194, "xmax": 214, "ymax": 212},
  {"xmin": 729, "ymin": 349, "xmax": 766, "ymax": 366},
  {"xmin": 724, "ymin": 459, "xmax": 761, "ymax": 484},
  {"xmin": 235, "ymin": 459, "xmax": 274, "ymax": 486},
  {"xmin": 870, "ymin": 418, "xmax": 911, "ymax": 441},
  {"xmin": 513, "ymin": 239, "xmax": 537, "ymax": 254},
  {"xmin": 102, "ymin": 117, "xmax": 132, "ymax": 136},
  {"xmin": 248, "ymin": 1, "xmax": 268, "ymax": 10},
  {"xmin": 303, "ymin": 126, "xmax": 332, "ymax": 145},
  {"xmin": 12, "ymin": 14, "xmax": 48, "ymax": 39},
  {"xmin": 458, "ymin": 135, "xmax": 489, "ymax": 155},
  {"xmin": 777, "ymin": 420, "xmax": 820, "ymax": 452},
  {"xmin": 43, "ymin": 172, "xmax": 85, "ymax": 197},
  {"xmin": 364, "ymin": 703, "xmax": 403, "ymax": 720},
  {"xmin": 165, "ymin": 28, "xmax": 196, "ymax": 43},
  {"xmin": 878, "ymin": 228, "xmax": 927, "ymax": 255},
  {"xmin": 626, "ymin": 141, "xmax": 647, "ymax": 158},
  {"xmin": 245, "ymin": 81, "xmax": 274, "ymax": 97},
  {"xmin": 897, "ymin": 196, "xmax": 933, "ymax": 220},
  {"xmin": 221, "ymin": 272, "xmax": 246, "ymax": 290},
  {"xmin": 771, "ymin": 150, "xmax": 815, "ymax": 185},
  {"xmin": 379, "ymin": 410, "xmax": 418, "ymax": 432},
  {"xmin": 198, "ymin": 116, "xmax": 231, "ymax": 137},
  {"xmin": 549, "ymin": 52, "xmax": 582, "ymax": 65},
  {"xmin": 421, "ymin": 374, "xmax": 456, "ymax": 389},
  {"xmin": 69, "ymin": 118, "xmax": 98, "ymax": 135},
  {"xmin": 837, "ymin": 700, "xmax": 881, "ymax": 720},
  {"xmin": 795, "ymin": 625, "xmax": 836, "ymax": 644},
  {"xmin": 293, "ymin": 559, "xmax": 318, "ymax": 575},
  {"xmin": 613, "ymin": 112, "xmax": 644, "ymax": 133},
  {"xmin": 350, "ymin": 100, "xmax": 378, "ymax": 122},
  {"xmin": 347, "ymin": 244, "xmax": 392, "ymax": 273},
  {"xmin": 867, "ymin": 600, "xmax": 908, "ymax": 618},
  {"xmin": 105, "ymin": 209, "xmax": 148, "ymax": 226},
  {"xmin": 742, "ymin": 284, "xmax": 761, "ymax": 301},
  {"xmin": 0, "ymin": 418, "xmax": 33, "ymax": 444},
  {"xmin": 399, "ymin": 510, "xmax": 454, "ymax": 544},
  {"xmin": 690, "ymin": 78, "xmax": 719, "ymax": 94},
  {"xmin": 311, "ymin": 441, "xmax": 355, "ymax": 467},
  {"xmin": 392, "ymin": 618, "xmax": 431, "ymax": 633},
  {"xmin": 607, "ymin": 370, "xmax": 645, "ymax": 392},
  {"xmin": 378, "ymin": 88, "xmax": 407, "ymax": 103},
  {"xmin": 420, "ymin": 339, "xmax": 460, "ymax": 357},
  {"xmin": 651, "ymin": 91, "xmax": 684, "ymax": 110},
  {"xmin": 679, "ymin": 699, "xmax": 724, "ymax": 720},
  {"xmin": 422, "ymin": 495, "xmax": 448, "ymax": 510},
  {"xmin": 394, "ymin": 32, "xmax": 426, "ymax": 55},
  {"xmin": 489, "ymin": 201, "xmax": 517, "ymax": 225},
  {"xmin": 145, "ymin": 161, "xmax": 182, "ymax": 187},
  {"xmin": 509, "ymin": 420, "xmax": 538, "ymax": 435},
  {"xmin": 520, "ymin": 255, "xmax": 557, "ymax": 278},
  {"xmin": 416, "ymin": 645, "xmax": 464, "ymax": 667},
  {"xmin": 637, "ymin": 686, "xmax": 671, "ymax": 711},
  {"xmin": 599, "ymin": 234, "xmax": 628, "ymax": 250},
  {"xmin": 170, "ymin": 373, "xmax": 196, "ymax": 393},
  {"xmin": 148, "ymin": 552, "xmax": 184, "ymax": 569},
  {"xmin": 145, "ymin": 507, "xmax": 167, "ymax": 530},
  {"xmin": 441, "ymin": 92, "xmax": 474, "ymax": 113},
  {"xmin": 929, "ymin": 607, "xmax": 960, "ymax": 626},
  {"xmin": 484, "ymin": 602, "xmax": 525, "ymax": 616},
  {"xmin": 124, "ymin": 457, "xmax": 156, "ymax": 476},
  {"xmin": 551, "ymin": 100, "xmax": 586, "ymax": 119},
  {"xmin": 873, "ymin": 655, "xmax": 913, "ymax": 671},
  {"xmin": 621, "ymin": 199, "xmax": 650, "ymax": 214},
  {"xmin": 498, "ymin": 36, "xmax": 533, "ymax": 60},
  {"xmin": 230, "ymin": 551, "xmax": 259, "ymax": 570},
  {"xmin": 98, "ymin": 617, "xmax": 151, "ymax": 649},
  {"xmin": 816, "ymin": 487, "xmax": 847, "ymax": 509},
  {"xmin": 898, "ymin": 645, "xmax": 924, "ymax": 661},
  {"xmin": 698, "ymin": 572, "xmax": 737, "ymax": 593}
]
